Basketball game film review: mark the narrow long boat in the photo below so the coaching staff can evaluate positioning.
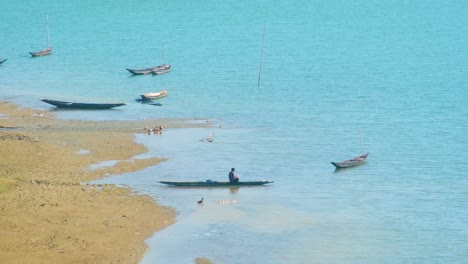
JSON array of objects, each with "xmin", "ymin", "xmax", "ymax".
[
  {"xmin": 30, "ymin": 48, "xmax": 52, "ymax": 57},
  {"xmin": 41, "ymin": 99, "xmax": 126, "ymax": 109},
  {"xmin": 331, "ymin": 153, "xmax": 368, "ymax": 169},
  {"xmin": 159, "ymin": 180, "xmax": 274, "ymax": 187},
  {"xmin": 127, "ymin": 64, "xmax": 171, "ymax": 75},
  {"xmin": 126, "ymin": 68, "xmax": 154, "ymax": 75},
  {"xmin": 0, "ymin": 58, "xmax": 7, "ymax": 64}
]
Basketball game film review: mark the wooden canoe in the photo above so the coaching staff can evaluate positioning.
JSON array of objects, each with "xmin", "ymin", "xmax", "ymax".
[
  {"xmin": 41, "ymin": 99, "xmax": 126, "ymax": 109},
  {"xmin": 159, "ymin": 180, "xmax": 274, "ymax": 187},
  {"xmin": 127, "ymin": 64, "xmax": 171, "ymax": 75},
  {"xmin": 30, "ymin": 47, "xmax": 52, "ymax": 57},
  {"xmin": 331, "ymin": 153, "xmax": 368, "ymax": 169},
  {"xmin": 126, "ymin": 68, "xmax": 154, "ymax": 75}
]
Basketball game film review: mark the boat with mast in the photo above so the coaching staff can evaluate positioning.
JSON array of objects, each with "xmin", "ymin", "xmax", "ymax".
[
  {"xmin": 127, "ymin": 43, "xmax": 171, "ymax": 75},
  {"xmin": 29, "ymin": 16, "xmax": 52, "ymax": 57},
  {"xmin": 331, "ymin": 132, "xmax": 369, "ymax": 169}
]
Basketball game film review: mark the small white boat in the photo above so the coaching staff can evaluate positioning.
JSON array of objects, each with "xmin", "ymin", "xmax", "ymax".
[{"xmin": 140, "ymin": 90, "xmax": 168, "ymax": 101}]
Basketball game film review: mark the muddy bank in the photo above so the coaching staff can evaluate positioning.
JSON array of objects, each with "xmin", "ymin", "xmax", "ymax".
[{"xmin": 0, "ymin": 101, "xmax": 211, "ymax": 264}]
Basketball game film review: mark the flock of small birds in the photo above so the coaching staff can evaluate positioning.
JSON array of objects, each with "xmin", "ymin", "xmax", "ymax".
[{"xmin": 143, "ymin": 125, "xmax": 166, "ymax": 135}]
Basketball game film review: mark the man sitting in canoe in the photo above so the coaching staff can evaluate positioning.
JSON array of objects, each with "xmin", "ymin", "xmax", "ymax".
[{"xmin": 229, "ymin": 168, "xmax": 240, "ymax": 183}]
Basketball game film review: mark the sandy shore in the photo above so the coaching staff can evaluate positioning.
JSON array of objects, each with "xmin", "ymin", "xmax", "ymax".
[{"xmin": 0, "ymin": 101, "xmax": 213, "ymax": 264}]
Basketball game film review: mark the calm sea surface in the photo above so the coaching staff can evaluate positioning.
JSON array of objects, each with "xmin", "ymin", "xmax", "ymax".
[{"xmin": 1, "ymin": 1, "xmax": 467, "ymax": 263}]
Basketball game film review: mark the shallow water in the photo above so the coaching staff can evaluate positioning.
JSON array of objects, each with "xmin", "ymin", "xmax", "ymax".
[{"xmin": 2, "ymin": 0, "xmax": 468, "ymax": 263}]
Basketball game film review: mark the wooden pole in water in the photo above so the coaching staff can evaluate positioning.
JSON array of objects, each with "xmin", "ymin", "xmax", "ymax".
[{"xmin": 257, "ymin": 21, "xmax": 266, "ymax": 88}]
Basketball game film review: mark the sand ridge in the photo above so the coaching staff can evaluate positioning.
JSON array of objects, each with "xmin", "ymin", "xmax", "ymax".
[{"xmin": 0, "ymin": 101, "xmax": 183, "ymax": 264}]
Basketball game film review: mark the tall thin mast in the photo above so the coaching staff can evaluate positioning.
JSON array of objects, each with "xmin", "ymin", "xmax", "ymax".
[
  {"xmin": 161, "ymin": 43, "xmax": 166, "ymax": 64},
  {"xmin": 46, "ymin": 16, "xmax": 50, "ymax": 48},
  {"xmin": 257, "ymin": 21, "xmax": 266, "ymax": 88},
  {"xmin": 359, "ymin": 130, "xmax": 365, "ymax": 154}
]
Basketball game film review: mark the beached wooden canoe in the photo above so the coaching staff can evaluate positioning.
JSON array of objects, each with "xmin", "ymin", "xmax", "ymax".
[
  {"xmin": 0, "ymin": 58, "xmax": 7, "ymax": 64},
  {"xmin": 140, "ymin": 90, "xmax": 167, "ymax": 101},
  {"xmin": 127, "ymin": 64, "xmax": 171, "ymax": 75},
  {"xmin": 159, "ymin": 180, "xmax": 274, "ymax": 187},
  {"xmin": 41, "ymin": 99, "xmax": 126, "ymax": 109},
  {"xmin": 331, "ymin": 153, "xmax": 368, "ymax": 169}
]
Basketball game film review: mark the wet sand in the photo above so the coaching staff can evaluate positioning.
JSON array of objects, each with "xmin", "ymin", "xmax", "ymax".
[{"xmin": 0, "ymin": 101, "xmax": 212, "ymax": 263}]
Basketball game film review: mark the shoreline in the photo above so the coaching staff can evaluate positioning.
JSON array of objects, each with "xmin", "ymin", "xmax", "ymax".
[{"xmin": 0, "ymin": 101, "xmax": 212, "ymax": 263}]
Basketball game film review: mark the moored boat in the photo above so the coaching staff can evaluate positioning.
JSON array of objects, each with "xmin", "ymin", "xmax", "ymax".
[
  {"xmin": 30, "ymin": 16, "xmax": 52, "ymax": 57},
  {"xmin": 0, "ymin": 58, "xmax": 7, "ymax": 64},
  {"xmin": 127, "ymin": 64, "xmax": 171, "ymax": 75},
  {"xmin": 159, "ymin": 180, "xmax": 274, "ymax": 187},
  {"xmin": 331, "ymin": 131, "xmax": 369, "ymax": 169},
  {"xmin": 331, "ymin": 153, "xmax": 368, "ymax": 169},
  {"xmin": 126, "ymin": 68, "xmax": 154, "ymax": 75},
  {"xmin": 30, "ymin": 48, "xmax": 52, "ymax": 57},
  {"xmin": 41, "ymin": 99, "xmax": 126, "ymax": 109},
  {"xmin": 140, "ymin": 90, "xmax": 167, "ymax": 101}
]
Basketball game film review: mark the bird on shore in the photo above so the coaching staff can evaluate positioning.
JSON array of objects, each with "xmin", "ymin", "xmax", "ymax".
[{"xmin": 197, "ymin": 197, "xmax": 204, "ymax": 204}]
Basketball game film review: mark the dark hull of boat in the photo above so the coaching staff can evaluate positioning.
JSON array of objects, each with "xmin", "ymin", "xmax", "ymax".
[
  {"xmin": 41, "ymin": 99, "xmax": 126, "ymax": 109},
  {"xmin": 159, "ymin": 181, "xmax": 274, "ymax": 187},
  {"xmin": 0, "ymin": 59, "xmax": 7, "ymax": 64},
  {"xmin": 30, "ymin": 48, "xmax": 52, "ymax": 57},
  {"xmin": 127, "ymin": 64, "xmax": 171, "ymax": 75},
  {"xmin": 331, "ymin": 153, "xmax": 368, "ymax": 168},
  {"xmin": 126, "ymin": 68, "xmax": 153, "ymax": 75}
]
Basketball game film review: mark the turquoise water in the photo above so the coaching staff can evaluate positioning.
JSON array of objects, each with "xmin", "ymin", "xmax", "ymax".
[{"xmin": 2, "ymin": 1, "xmax": 468, "ymax": 263}]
